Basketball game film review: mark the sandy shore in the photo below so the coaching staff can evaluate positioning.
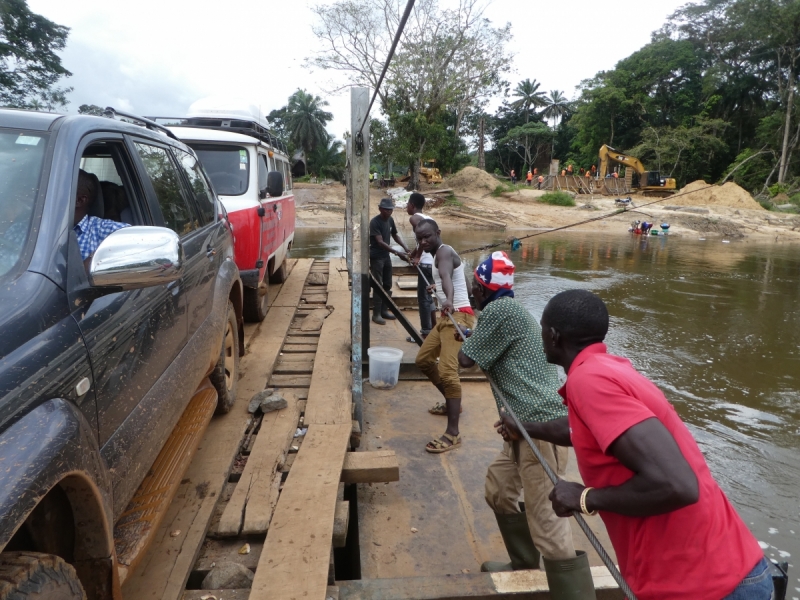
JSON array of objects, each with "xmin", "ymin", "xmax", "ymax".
[{"xmin": 293, "ymin": 181, "xmax": 800, "ymax": 243}]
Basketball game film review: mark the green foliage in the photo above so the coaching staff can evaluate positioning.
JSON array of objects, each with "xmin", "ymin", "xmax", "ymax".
[
  {"xmin": 307, "ymin": 135, "xmax": 345, "ymax": 180},
  {"xmin": 78, "ymin": 104, "xmax": 104, "ymax": 116},
  {"xmin": 284, "ymin": 89, "xmax": 333, "ymax": 157},
  {"xmin": 768, "ymin": 183, "xmax": 791, "ymax": 198},
  {"xmin": 539, "ymin": 191, "xmax": 575, "ymax": 206},
  {"xmin": 491, "ymin": 183, "xmax": 514, "ymax": 197},
  {"xmin": 790, "ymin": 193, "xmax": 800, "ymax": 206},
  {"xmin": 1, "ymin": 0, "xmax": 72, "ymax": 109},
  {"xmin": 444, "ymin": 194, "xmax": 462, "ymax": 206}
]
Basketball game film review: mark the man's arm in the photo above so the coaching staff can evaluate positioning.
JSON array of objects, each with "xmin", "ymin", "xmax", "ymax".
[
  {"xmin": 549, "ymin": 417, "xmax": 699, "ymax": 517},
  {"xmin": 391, "ymin": 231, "xmax": 410, "ymax": 255},
  {"xmin": 498, "ymin": 415, "xmax": 571, "ymax": 447},
  {"xmin": 371, "ymin": 235, "xmax": 399, "ymax": 255},
  {"xmin": 435, "ymin": 247, "xmax": 456, "ymax": 314}
]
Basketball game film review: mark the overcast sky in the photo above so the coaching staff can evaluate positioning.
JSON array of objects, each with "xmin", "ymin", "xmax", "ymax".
[{"xmin": 29, "ymin": 0, "xmax": 689, "ymax": 143}]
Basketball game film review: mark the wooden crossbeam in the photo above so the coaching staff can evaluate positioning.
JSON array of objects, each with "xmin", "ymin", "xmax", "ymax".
[{"xmin": 340, "ymin": 450, "xmax": 399, "ymax": 484}]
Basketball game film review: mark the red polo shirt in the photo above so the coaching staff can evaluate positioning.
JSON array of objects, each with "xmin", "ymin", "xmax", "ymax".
[{"xmin": 559, "ymin": 343, "xmax": 762, "ymax": 599}]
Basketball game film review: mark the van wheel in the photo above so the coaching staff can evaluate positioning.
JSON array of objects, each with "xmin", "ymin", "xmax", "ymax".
[
  {"xmin": 210, "ymin": 301, "xmax": 239, "ymax": 415},
  {"xmin": 268, "ymin": 258, "xmax": 288, "ymax": 284},
  {"xmin": 243, "ymin": 279, "xmax": 268, "ymax": 322},
  {"xmin": 0, "ymin": 552, "xmax": 86, "ymax": 599}
]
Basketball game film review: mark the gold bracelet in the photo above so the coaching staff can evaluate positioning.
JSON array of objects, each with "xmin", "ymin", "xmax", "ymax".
[{"xmin": 580, "ymin": 487, "xmax": 598, "ymax": 516}]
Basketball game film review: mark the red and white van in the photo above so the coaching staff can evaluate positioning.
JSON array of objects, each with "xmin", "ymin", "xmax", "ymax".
[{"xmin": 167, "ymin": 104, "xmax": 295, "ymax": 322}]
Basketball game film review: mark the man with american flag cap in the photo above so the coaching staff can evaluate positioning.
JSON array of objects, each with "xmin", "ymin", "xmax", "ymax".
[{"xmin": 457, "ymin": 252, "xmax": 591, "ymax": 595}]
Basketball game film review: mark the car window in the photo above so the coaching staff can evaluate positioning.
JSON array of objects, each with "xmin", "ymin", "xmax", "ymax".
[
  {"xmin": 80, "ymin": 141, "xmax": 139, "ymax": 225},
  {"xmin": 188, "ymin": 143, "xmax": 249, "ymax": 196},
  {"xmin": 0, "ymin": 130, "xmax": 48, "ymax": 278},
  {"xmin": 134, "ymin": 142, "xmax": 199, "ymax": 236},
  {"xmin": 175, "ymin": 148, "xmax": 216, "ymax": 224},
  {"xmin": 258, "ymin": 154, "xmax": 269, "ymax": 195}
]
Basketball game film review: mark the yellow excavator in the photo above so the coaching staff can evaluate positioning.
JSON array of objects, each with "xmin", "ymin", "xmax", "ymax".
[
  {"xmin": 400, "ymin": 159, "xmax": 443, "ymax": 185},
  {"xmin": 597, "ymin": 145, "xmax": 676, "ymax": 197}
]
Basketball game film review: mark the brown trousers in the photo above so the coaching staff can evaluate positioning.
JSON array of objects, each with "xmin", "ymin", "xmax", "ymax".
[
  {"xmin": 415, "ymin": 311, "xmax": 475, "ymax": 399},
  {"xmin": 485, "ymin": 439, "xmax": 575, "ymax": 561}
]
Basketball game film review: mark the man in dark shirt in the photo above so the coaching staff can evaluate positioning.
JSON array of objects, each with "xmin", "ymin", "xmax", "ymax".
[{"xmin": 370, "ymin": 197, "xmax": 409, "ymax": 325}]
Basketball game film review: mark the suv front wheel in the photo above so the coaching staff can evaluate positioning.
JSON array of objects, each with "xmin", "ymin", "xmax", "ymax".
[
  {"xmin": 0, "ymin": 552, "xmax": 86, "ymax": 599},
  {"xmin": 210, "ymin": 301, "xmax": 239, "ymax": 414}
]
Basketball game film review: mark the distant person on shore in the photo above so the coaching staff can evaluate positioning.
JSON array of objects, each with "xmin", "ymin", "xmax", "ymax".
[
  {"xmin": 406, "ymin": 192, "xmax": 436, "ymax": 340},
  {"xmin": 537, "ymin": 175, "xmax": 544, "ymax": 189},
  {"xmin": 369, "ymin": 197, "xmax": 409, "ymax": 325},
  {"xmin": 526, "ymin": 170, "xmax": 533, "ymax": 186},
  {"xmin": 510, "ymin": 169, "xmax": 517, "ymax": 185},
  {"xmin": 457, "ymin": 253, "xmax": 593, "ymax": 597},
  {"xmin": 499, "ymin": 289, "xmax": 771, "ymax": 600},
  {"xmin": 414, "ymin": 219, "xmax": 475, "ymax": 453}
]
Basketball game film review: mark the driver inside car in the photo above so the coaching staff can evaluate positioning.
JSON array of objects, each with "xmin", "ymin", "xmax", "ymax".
[{"xmin": 73, "ymin": 169, "xmax": 130, "ymax": 266}]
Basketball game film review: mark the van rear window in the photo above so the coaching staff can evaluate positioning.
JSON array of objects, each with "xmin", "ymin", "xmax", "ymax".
[{"xmin": 189, "ymin": 144, "xmax": 249, "ymax": 196}]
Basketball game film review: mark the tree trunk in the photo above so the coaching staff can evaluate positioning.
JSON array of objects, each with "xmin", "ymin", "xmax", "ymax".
[
  {"xmin": 778, "ymin": 68, "xmax": 796, "ymax": 184},
  {"xmin": 408, "ymin": 160, "xmax": 420, "ymax": 191},
  {"xmin": 477, "ymin": 118, "xmax": 485, "ymax": 171}
]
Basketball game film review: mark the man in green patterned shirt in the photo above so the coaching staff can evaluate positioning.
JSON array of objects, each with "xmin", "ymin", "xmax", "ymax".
[{"xmin": 459, "ymin": 252, "xmax": 589, "ymax": 595}]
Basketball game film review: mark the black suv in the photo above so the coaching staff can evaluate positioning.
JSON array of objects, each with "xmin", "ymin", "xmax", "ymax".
[{"xmin": 0, "ymin": 108, "xmax": 243, "ymax": 599}]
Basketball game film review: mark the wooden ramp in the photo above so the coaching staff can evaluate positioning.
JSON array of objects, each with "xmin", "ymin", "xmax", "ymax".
[{"xmin": 121, "ymin": 259, "xmax": 313, "ymax": 600}]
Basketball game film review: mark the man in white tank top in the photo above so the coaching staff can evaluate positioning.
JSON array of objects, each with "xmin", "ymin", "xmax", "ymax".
[
  {"xmin": 406, "ymin": 192, "xmax": 436, "ymax": 338},
  {"xmin": 414, "ymin": 219, "xmax": 476, "ymax": 453}
]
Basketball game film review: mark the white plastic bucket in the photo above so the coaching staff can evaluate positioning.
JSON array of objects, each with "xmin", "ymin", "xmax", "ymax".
[{"xmin": 367, "ymin": 346, "xmax": 404, "ymax": 389}]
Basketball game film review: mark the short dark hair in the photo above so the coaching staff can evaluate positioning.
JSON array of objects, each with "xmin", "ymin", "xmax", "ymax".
[
  {"xmin": 416, "ymin": 218, "xmax": 439, "ymax": 232},
  {"xmin": 409, "ymin": 192, "xmax": 426, "ymax": 210},
  {"xmin": 77, "ymin": 169, "xmax": 96, "ymax": 200},
  {"xmin": 542, "ymin": 289, "xmax": 608, "ymax": 345}
]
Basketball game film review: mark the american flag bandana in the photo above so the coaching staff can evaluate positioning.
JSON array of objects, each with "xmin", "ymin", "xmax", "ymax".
[{"xmin": 475, "ymin": 251, "xmax": 514, "ymax": 291}]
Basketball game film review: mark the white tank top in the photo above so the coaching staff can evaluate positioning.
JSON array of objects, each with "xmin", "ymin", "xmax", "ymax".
[
  {"xmin": 432, "ymin": 245, "xmax": 470, "ymax": 310},
  {"xmin": 414, "ymin": 212, "xmax": 434, "ymax": 265}
]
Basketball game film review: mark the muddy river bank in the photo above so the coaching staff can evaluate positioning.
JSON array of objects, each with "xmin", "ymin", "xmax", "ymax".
[{"xmin": 293, "ymin": 228, "xmax": 800, "ymax": 573}]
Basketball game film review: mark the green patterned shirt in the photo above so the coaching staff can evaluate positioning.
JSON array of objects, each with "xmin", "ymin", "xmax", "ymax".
[{"xmin": 461, "ymin": 297, "xmax": 566, "ymax": 423}]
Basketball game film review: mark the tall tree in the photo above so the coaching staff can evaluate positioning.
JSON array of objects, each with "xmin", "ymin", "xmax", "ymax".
[
  {"xmin": 284, "ymin": 89, "xmax": 333, "ymax": 159},
  {"xmin": 307, "ymin": 134, "xmax": 345, "ymax": 180},
  {"xmin": 309, "ymin": 0, "xmax": 511, "ymax": 189},
  {"xmin": 542, "ymin": 90, "xmax": 570, "ymax": 129},
  {"xmin": 1, "ymin": 0, "xmax": 72, "ymax": 109},
  {"xmin": 511, "ymin": 78, "xmax": 546, "ymax": 123}
]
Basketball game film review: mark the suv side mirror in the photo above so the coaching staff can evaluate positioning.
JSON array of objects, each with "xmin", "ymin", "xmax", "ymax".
[
  {"xmin": 89, "ymin": 226, "xmax": 183, "ymax": 290},
  {"xmin": 267, "ymin": 171, "xmax": 284, "ymax": 198}
]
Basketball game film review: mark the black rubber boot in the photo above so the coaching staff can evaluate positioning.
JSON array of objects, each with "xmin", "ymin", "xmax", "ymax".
[
  {"xmin": 480, "ymin": 511, "xmax": 541, "ymax": 572},
  {"xmin": 543, "ymin": 550, "xmax": 597, "ymax": 600},
  {"xmin": 381, "ymin": 309, "xmax": 397, "ymax": 320}
]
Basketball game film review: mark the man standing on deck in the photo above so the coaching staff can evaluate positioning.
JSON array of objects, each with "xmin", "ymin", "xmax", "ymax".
[
  {"xmin": 500, "ymin": 289, "xmax": 771, "ymax": 600},
  {"xmin": 370, "ymin": 198, "xmax": 410, "ymax": 325},
  {"xmin": 414, "ymin": 219, "xmax": 475, "ymax": 453},
  {"xmin": 456, "ymin": 253, "xmax": 594, "ymax": 598},
  {"xmin": 406, "ymin": 192, "xmax": 436, "ymax": 340}
]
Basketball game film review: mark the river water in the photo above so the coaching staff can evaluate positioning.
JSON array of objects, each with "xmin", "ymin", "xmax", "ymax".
[{"xmin": 293, "ymin": 227, "xmax": 800, "ymax": 571}]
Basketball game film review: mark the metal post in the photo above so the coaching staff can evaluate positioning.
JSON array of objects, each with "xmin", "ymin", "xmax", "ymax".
[{"xmin": 350, "ymin": 87, "xmax": 371, "ymax": 428}]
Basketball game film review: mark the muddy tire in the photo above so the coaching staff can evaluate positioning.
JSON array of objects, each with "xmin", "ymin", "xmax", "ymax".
[
  {"xmin": 210, "ymin": 301, "xmax": 239, "ymax": 415},
  {"xmin": 0, "ymin": 552, "xmax": 86, "ymax": 600},
  {"xmin": 268, "ymin": 257, "xmax": 288, "ymax": 284},
  {"xmin": 242, "ymin": 279, "xmax": 268, "ymax": 322}
]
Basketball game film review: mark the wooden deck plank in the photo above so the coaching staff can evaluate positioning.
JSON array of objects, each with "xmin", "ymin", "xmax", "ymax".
[
  {"xmin": 337, "ymin": 568, "xmax": 622, "ymax": 599},
  {"xmin": 327, "ymin": 258, "xmax": 350, "ymax": 292},
  {"xmin": 332, "ymin": 500, "xmax": 350, "ymax": 548},
  {"xmin": 249, "ymin": 423, "xmax": 352, "ymax": 600},
  {"xmin": 122, "ymin": 261, "xmax": 312, "ymax": 600},
  {"xmin": 304, "ymin": 290, "xmax": 352, "ymax": 425},
  {"xmin": 340, "ymin": 450, "xmax": 399, "ymax": 484},
  {"xmin": 268, "ymin": 374, "xmax": 312, "ymax": 387},
  {"xmin": 215, "ymin": 391, "xmax": 301, "ymax": 536},
  {"xmin": 271, "ymin": 258, "xmax": 314, "ymax": 307}
]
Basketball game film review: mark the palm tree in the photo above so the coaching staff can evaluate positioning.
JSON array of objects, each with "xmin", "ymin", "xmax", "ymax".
[
  {"xmin": 285, "ymin": 89, "xmax": 334, "ymax": 159},
  {"xmin": 511, "ymin": 79, "xmax": 546, "ymax": 124},
  {"xmin": 542, "ymin": 90, "xmax": 571, "ymax": 129},
  {"xmin": 308, "ymin": 135, "xmax": 345, "ymax": 180}
]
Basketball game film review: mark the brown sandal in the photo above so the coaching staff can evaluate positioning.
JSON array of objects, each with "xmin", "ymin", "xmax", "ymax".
[{"xmin": 425, "ymin": 433, "xmax": 462, "ymax": 453}]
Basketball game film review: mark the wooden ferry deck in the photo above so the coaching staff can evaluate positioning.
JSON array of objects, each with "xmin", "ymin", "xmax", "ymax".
[{"xmin": 120, "ymin": 257, "xmax": 621, "ymax": 600}]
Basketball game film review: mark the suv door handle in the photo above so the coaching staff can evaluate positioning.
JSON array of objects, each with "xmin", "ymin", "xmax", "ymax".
[{"xmin": 206, "ymin": 245, "xmax": 217, "ymax": 257}]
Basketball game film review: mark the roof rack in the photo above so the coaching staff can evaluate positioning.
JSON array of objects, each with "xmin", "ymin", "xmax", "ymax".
[
  {"xmin": 174, "ymin": 116, "xmax": 288, "ymax": 154},
  {"xmin": 103, "ymin": 107, "xmax": 179, "ymax": 141}
]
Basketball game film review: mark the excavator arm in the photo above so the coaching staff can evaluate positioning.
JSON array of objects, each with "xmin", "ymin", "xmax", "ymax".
[{"xmin": 598, "ymin": 145, "xmax": 646, "ymax": 177}]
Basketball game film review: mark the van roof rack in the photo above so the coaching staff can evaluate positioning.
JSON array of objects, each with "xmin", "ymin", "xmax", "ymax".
[
  {"xmin": 148, "ymin": 115, "xmax": 288, "ymax": 155},
  {"xmin": 102, "ymin": 107, "xmax": 179, "ymax": 141}
]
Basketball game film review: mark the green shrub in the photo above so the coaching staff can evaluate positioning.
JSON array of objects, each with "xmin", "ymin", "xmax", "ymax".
[
  {"xmin": 768, "ymin": 183, "xmax": 790, "ymax": 197},
  {"xmin": 759, "ymin": 200, "xmax": 776, "ymax": 211},
  {"xmin": 539, "ymin": 191, "xmax": 576, "ymax": 206},
  {"xmin": 295, "ymin": 175, "xmax": 312, "ymax": 183},
  {"xmin": 789, "ymin": 193, "xmax": 800, "ymax": 206},
  {"xmin": 444, "ymin": 194, "xmax": 462, "ymax": 207}
]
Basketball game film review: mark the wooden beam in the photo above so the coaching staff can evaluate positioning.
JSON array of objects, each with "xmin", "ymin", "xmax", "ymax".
[
  {"xmin": 328, "ymin": 258, "xmax": 350, "ymax": 292},
  {"xmin": 340, "ymin": 450, "xmax": 399, "ymax": 484},
  {"xmin": 248, "ymin": 423, "xmax": 352, "ymax": 600},
  {"xmin": 271, "ymin": 258, "xmax": 314, "ymax": 307},
  {"xmin": 215, "ymin": 391, "xmax": 300, "ymax": 536},
  {"xmin": 332, "ymin": 500, "xmax": 350, "ymax": 548},
  {"xmin": 304, "ymin": 289, "xmax": 353, "ymax": 425},
  {"xmin": 337, "ymin": 568, "xmax": 623, "ymax": 600}
]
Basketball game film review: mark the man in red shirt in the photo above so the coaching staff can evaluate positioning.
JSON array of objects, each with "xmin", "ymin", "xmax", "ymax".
[{"xmin": 498, "ymin": 289, "xmax": 772, "ymax": 599}]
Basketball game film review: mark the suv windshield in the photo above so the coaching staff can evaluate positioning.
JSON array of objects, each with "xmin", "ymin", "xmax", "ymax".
[
  {"xmin": 188, "ymin": 144, "xmax": 249, "ymax": 196},
  {"xmin": 0, "ymin": 130, "xmax": 48, "ymax": 277}
]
